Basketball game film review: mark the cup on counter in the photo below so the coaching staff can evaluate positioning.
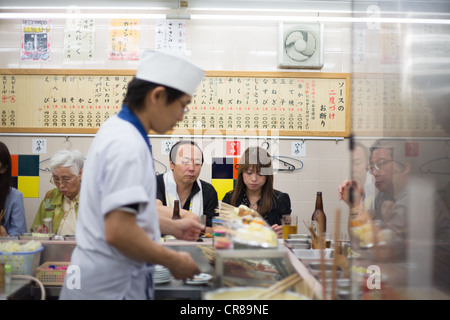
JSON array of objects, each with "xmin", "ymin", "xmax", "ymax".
[{"xmin": 281, "ymin": 215, "xmax": 298, "ymax": 240}]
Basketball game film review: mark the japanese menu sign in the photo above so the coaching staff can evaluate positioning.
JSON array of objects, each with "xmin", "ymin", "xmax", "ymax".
[
  {"xmin": 155, "ymin": 19, "xmax": 187, "ymax": 55},
  {"xmin": 0, "ymin": 70, "xmax": 351, "ymax": 137},
  {"xmin": 64, "ymin": 18, "xmax": 95, "ymax": 61},
  {"xmin": 109, "ymin": 19, "xmax": 140, "ymax": 60},
  {"xmin": 351, "ymin": 76, "xmax": 445, "ymax": 136}
]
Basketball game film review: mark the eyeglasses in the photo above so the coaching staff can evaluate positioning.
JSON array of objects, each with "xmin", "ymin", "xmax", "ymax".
[
  {"xmin": 176, "ymin": 99, "xmax": 190, "ymax": 115},
  {"xmin": 366, "ymin": 158, "xmax": 406, "ymax": 175},
  {"xmin": 179, "ymin": 157, "xmax": 202, "ymax": 166},
  {"xmin": 50, "ymin": 175, "xmax": 77, "ymax": 186},
  {"xmin": 366, "ymin": 159, "xmax": 394, "ymax": 173}
]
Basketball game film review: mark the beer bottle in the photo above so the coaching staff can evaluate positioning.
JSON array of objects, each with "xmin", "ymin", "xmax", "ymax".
[
  {"xmin": 172, "ymin": 200, "xmax": 181, "ymax": 220},
  {"xmin": 311, "ymin": 192, "xmax": 326, "ymax": 236}
]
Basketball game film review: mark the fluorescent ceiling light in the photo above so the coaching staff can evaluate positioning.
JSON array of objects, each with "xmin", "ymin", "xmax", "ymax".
[
  {"xmin": 190, "ymin": 14, "xmax": 450, "ymax": 25},
  {"xmin": 0, "ymin": 12, "xmax": 166, "ymax": 19}
]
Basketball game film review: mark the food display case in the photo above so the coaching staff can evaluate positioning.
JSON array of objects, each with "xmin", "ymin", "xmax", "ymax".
[
  {"xmin": 209, "ymin": 245, "xmax": 322, "ymax": 300},
  {"xmin": 215, "ymin": 248, "xmax": 293, "ymax": 288}
]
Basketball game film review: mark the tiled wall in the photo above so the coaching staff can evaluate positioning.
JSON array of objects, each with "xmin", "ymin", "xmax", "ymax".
[{"xmin": 0, "ymin": 14, "xmax": 354, "ymax": 237}]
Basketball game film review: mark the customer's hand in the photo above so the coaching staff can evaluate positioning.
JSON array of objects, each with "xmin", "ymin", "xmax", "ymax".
[
  {"xmin": 339, "ymin": 179, "xmax": 363, "ymax": 208},
  {"xmin": 271, "ymin": 224, "xmax": 283, "ymax": 239},
  {"xmin": 172, "ymin": 218, "xmax": 202, "ymax": 241}
]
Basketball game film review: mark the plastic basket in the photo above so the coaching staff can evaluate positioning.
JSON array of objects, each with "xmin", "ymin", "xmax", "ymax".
[
  {"xmin": 36, "ymin": 262, "xmax": 70, "ymax": 286},
  {"xmin": 0, "ymin": 246, "xmax": 44, "ymax": 276}
]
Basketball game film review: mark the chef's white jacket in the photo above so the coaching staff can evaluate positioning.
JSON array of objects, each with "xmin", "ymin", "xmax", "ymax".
[{"xmin": 60, "ymin": 114, "xmax": 160, "ymax": 300}]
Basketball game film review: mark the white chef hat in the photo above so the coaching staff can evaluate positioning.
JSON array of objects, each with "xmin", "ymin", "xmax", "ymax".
[{"xmin": 136, "ymin": 51, "xmax": 205, "ymax": 96}]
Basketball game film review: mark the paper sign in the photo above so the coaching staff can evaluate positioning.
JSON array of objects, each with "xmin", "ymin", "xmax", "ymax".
[
  {"xmin": 161, "ymin": 140, "xmax": 176, "ymax": 155},
  {"xmin": 109, "ymin": 19, "xmax": 140, "ymax": 60},
  {"xmin": 32, "ymin": 139, "xmax": 47, "ymax": 154},
  {"xmin": 226, "ymin": 141, "xmax": 240, "ymax": 156},
  {"xmin": 21, "ymin": 19, "xmax": 51, "ymax": 61},
  {"xmin": 291, "ymin": 141, "xmax": 306, "ymax": 157}
]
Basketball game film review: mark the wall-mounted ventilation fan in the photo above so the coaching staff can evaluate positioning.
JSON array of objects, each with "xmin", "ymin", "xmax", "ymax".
[{"xmin": 278, "ymin": 22, "xmax": 324, "ymax": 69}]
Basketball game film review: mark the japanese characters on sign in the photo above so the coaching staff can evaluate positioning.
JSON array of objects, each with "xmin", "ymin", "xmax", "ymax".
[
  {"xmin": 176, "ymin": 76, "xmax": 348, "ymax": 135},
  {"xmin": 0, "ymin": 71, "xmax": 351, "ymax": 136},
  {"xmin": 64, "ymin": 19, "xmax": 95, "ymax": 61},
  {"xmin": 155, "ymin": 19, "xmax": 187, "ymax": 55},
  {"xmin": 109, "ymin": 19, "xmax": 140, "ymax": 60}
]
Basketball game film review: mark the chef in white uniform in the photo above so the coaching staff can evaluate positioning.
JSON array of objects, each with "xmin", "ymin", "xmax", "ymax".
[{"xmin": 60, "ymin": 51, "xmax": 204, "ymax": 300}]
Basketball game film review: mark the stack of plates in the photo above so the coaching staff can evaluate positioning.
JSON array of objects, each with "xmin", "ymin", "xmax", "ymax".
[
  {"xmin": 154, "ymin": 265, "xmax": 172, "ymax": 284},
  {"xmin": 185, "ymin": 273, "xmax": 212, "ymax": 285}
]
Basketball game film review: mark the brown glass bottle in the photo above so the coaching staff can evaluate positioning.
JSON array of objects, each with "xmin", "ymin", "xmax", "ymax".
[
  {"xmin": 172, "ymin": 200, "xmax": 181, "ymax": 220},
  {"xmin": 311, "ymin": 192, "xmax": 326, "ymax": 235}
]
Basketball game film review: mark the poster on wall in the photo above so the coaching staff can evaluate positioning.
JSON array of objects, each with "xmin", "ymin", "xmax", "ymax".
[
  {"xmin": 64, "ymin": 18, "xmax": 95, "ymax": 61},
  {"xmin": 109, "ymin": 19, "xmax": 140, "ymax": 60},
  {"xmin": 21, "ymin": 19, "xmax": 51, "ymax": 61},
  {"xmin": 155, "ymin": 19, "xmax": 186, "ymax": 55}
]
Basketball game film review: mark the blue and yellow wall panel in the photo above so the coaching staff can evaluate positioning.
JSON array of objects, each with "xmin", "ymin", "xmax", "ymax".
[
  {"xmin": 11, "ymin": 154, "xmax": 39, "ymax": 198},
  {"xmin": 211, "ymin": 157, "xmax": 241, "ymax": 201}
]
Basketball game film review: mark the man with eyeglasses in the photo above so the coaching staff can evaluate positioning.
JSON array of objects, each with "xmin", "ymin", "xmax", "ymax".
[
  {"xmin": 156, "ymin": 140, "xmax": 219, "ymax": 236},
  {"xmin": 339, "ymin": 139, "xmax": 411, "ymax": 236},
  {"xmin": 60, "ymin": 51, "xmax": 204, "ymax": 300},
  {"xmin": 31, "ymin": 149, "xmax": 83, "ymax": 236}
]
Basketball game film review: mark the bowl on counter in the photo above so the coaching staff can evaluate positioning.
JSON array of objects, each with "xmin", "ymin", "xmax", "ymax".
[
  {"xmin": 288, "ymin": 233, "xmax": 311, "ymax": 240},
  {"xmin": 284, "ymin": 238, "xmax": 311, "ymax": 249},
  {"xmin": 307, "ymin": 261, "xmax": 342, "ymax": 279},
  {"xmin": 292, "ymin": 248, "xmax": 334, "ymax": 260}
]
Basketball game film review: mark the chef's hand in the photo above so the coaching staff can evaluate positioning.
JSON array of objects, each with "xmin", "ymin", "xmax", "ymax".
[
  {"xmin": 271, "ymin": 224, "xmax": 283, "ymax": 239},
  {"xmin": 169, "ymin": 251, "xmax": 201, "ymax": 281},
  {"xmin": 172, "ymin": 218, "xmax": 202, "ymax": 241}
]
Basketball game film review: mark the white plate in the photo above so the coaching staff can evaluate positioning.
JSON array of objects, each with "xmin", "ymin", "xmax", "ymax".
[
  {"xmin": 154, "ymin": 276, "xmax": 172, "ymax": 284},
  {"xmin": 185, "ymin": 273, "xmax": 212, "ymax": 285},
  {"xmin": 154, "ymin": 274, "xmax": 171, "ymax": 279}
]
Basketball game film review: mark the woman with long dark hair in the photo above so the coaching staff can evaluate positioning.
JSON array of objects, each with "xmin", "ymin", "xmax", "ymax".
[
  {"xmin": 222, "ymin": 146, "xmax": 292, "ymax": 238},
  {"xmin": 0, "ymin": 141, "xmax": 27, "ymax": 236}
]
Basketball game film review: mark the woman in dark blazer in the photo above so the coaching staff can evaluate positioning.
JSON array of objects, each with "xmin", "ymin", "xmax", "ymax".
[{"xmin": 222, "ymin": 146, "xmax": 292, "ymax": 238}]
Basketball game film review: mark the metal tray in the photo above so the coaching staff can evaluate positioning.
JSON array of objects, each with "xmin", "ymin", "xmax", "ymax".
[{"xmin": 18, "ymin": 233, "xmax": 54, "ymax": 240}]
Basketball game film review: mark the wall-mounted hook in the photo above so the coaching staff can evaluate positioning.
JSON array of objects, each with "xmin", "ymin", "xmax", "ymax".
[{"xmin": 63, "ymin": 135, "xmax": 73, "ymax": 149}]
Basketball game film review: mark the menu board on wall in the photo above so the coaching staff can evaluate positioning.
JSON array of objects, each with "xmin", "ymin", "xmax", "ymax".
[
  {"xmin": 351, "ymin": 75, "xmax": 447, "ymax": 137},
  {"xmin": 0, "ymin": 69, "xmax": 351, "ymax": 137}
]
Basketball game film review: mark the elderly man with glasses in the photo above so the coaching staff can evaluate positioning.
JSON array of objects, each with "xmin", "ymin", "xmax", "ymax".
[
  {"xmin": 31, "ymin": 149, "xmax": 83, "ymax": 236},
  {"xmin": 339, "ymin": 139, "xmax": 413, "ymax": 238}
]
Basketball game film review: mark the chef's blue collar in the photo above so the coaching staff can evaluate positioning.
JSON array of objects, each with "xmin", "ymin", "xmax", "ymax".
[{"xmin": 118, "ymin": 104, "xmax": 152, "ymax": 154}]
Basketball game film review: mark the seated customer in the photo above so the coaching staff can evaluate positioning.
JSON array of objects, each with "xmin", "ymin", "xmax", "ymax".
[
  {"xmin": 31, "ymin": 149, "xmax": 83, "ymax": 236},
  {"xmin": 156, "ymin": 140, "xmax": 218, "ymax": 235},
  {"xmin": 222, "ymin": 146, "xmax": 292, "ymax": 238},
  {"xmin": 0, "ymin": 141, "xmax": 27, "ymax": 237}
]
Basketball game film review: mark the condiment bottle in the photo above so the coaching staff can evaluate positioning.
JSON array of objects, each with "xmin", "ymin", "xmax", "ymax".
[
  {"xmin": 4, "ymin": 264, "xmax": 11, "ymax": 285},
  {"xmin": 172, "ymin": 200, "xmax": 181, "ymax": 220},
  {"xmin": 311, "ymin": 191, "xmax": 327, "ymax": 236}
]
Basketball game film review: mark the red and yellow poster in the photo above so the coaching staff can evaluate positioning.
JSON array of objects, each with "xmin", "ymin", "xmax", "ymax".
[{"xmin": 109, "ymin": 19, "xmax": 140, "ymax": 60}]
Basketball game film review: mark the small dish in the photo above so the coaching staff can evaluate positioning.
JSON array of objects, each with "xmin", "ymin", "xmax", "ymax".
[{"xmin": 185, "ymin": 273, "xmax": 212, "ymax": 285}]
